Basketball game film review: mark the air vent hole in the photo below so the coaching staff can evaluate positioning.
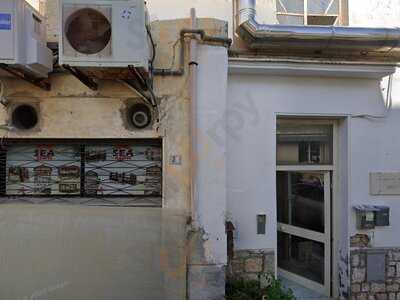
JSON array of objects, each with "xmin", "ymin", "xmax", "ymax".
[
  {"xmin": 130, "ymin": 104, "xmax": 152, "ymax": 129},
  {"xmin": 12, "ymin": 104, "xmax": 38, "ymax": 130}
]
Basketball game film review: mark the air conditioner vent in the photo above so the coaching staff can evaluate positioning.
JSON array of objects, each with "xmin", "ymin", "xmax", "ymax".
[
  {"xmin": 60, "ymin": 0, "xmax": 150, "ymax": 71},
  {"xmin": 0, "ymin": 0, "xmax": 53, "ymax": 78},
  {"xmin": 65, "ymin": 8, "xmax": 112, "ymax": 55}
]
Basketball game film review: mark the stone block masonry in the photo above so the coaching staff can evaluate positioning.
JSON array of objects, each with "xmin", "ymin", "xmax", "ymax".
[
  {"xmin": 351, "ymin": 248, "xmax": 400, "ymax": 300},
  {"xmin": 227, "ymin": 249, "xmax": 275, "ymax": 286}
]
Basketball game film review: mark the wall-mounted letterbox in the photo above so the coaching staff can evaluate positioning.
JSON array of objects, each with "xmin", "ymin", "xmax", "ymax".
[
  {"xmin": 353, "ymin": 205, "xmax": 390, "ymax": 230},
  {"xmin": 354, "ymin": 206, "xmax": 377, "ymax": 229},
  {"xmin": 375, "ymin": 206, "xmax": 390, "ymax": 226}
]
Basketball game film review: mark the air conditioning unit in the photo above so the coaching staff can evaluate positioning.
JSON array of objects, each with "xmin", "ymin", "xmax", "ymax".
[
  {"xmin": 0, "ymin": 0, "xmax": 53, "ymax": 78},
  {"xmin": 59, "ymin": 0, "xmax": 150, "ymax": 72}
]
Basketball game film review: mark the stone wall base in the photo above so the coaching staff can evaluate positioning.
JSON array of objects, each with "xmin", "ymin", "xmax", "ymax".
[
  {"xmin": 351, "ymin": 248, "xmax": 400, "ymax": 300},
  {"xmin": 227, "ymin": 249, "xmax": 275, "ymax": 286}
]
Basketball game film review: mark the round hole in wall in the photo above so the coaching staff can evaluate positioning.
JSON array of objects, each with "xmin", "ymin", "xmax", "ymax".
[
  {"xmin": 11, "ymin": 104, "xmax": 38, "ymax": 130},
  {"xmin": 130, "ymin": 103, "xmax": 152, "ymax": 129},
  {"xmin": 65, "ymin": 8, "xmax": 111, "ymax": 55}
]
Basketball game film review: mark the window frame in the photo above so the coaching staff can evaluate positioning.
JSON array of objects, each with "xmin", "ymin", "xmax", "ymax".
[
  {"xmin": 276, "ymin": 121, "xmax": 334, "ymax": 167},
  {"xmin": 276, "ymin": 0, "xmax": 344, "ymax": 26},
  {"xmin": 0, "ymin": 139, "xmax": 163, "ymax": 207}
]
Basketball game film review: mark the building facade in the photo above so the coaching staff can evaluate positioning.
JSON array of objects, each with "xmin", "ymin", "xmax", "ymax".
[{"xmin": 1, "ymin": 0, "xmax": 400, "ymax": 299}]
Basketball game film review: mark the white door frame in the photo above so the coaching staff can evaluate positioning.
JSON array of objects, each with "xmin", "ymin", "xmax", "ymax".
[{"xmin": 277, "ymin": 171, "xmax": 331, "ymax": 296}]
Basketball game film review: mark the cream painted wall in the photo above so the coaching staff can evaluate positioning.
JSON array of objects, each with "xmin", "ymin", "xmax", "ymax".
[{"xmin": 0, "ymin": 16, "xmax": 209, "ymax": 299}]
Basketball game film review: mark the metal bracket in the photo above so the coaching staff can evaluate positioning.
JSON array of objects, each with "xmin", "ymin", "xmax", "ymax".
[
  {"xmin": 0, "ymin": 64, "xmax": 51, "ymax": 91},
  {"xmin": 63, "ymin": 65, "xmax": 98, "ymax": 91}
]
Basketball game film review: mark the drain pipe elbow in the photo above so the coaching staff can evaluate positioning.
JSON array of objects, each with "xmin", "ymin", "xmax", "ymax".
[{"xmin": 237, "ymin": 0, "xmax": 256, "ymax": 26}]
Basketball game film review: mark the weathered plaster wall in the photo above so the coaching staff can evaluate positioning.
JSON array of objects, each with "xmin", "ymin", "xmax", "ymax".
[
  {"xmin": 187, "ymin": 44, "xmax": 229, "ymax": 300},
  {"xmin": 0, "ymin": 3, "xmax": 229, "ymax": 297}
]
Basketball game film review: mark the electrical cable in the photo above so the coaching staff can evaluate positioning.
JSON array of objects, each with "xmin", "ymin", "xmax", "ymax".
[
  {"xmin": 146, "ymin": 25, "xmax": 156, "ymax": 68},
  {"xmin": 145, "ymin": 25, "xmax": 160, "ymax": 122}
]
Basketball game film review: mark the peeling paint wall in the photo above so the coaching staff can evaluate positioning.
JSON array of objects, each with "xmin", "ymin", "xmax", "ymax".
[{"xmin": 0, "ymin": 2, "xmax": 229, "ymax": 299}]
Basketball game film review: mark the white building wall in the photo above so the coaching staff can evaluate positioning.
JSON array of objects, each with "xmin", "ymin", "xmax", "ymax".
[
  {"xmin": 226, "ymin": 73, "xmax": 399, "ymax": 251},
  {"xmin": 348, "ymin": 0, "xmax": 400, "ymax": 247}
]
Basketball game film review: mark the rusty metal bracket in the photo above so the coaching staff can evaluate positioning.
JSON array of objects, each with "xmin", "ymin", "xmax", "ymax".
[
  {"xmin": 63, "ymin": 65, "xmax": 98, "ymax": 91},
  {"xmin": 0, "ymin": 64, "xmax": 51, "ymax": 91}
]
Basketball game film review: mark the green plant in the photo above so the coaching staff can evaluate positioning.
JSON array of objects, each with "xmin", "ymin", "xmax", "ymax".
[{"xmin": 226, "ymin": 274, "xmax": 295, "ymax": 300}]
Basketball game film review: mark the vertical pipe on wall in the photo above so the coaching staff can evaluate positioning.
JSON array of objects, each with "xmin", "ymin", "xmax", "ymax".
[{"xmin": 189, "ymin": 8, "xmax": 199, "ymax": 225}]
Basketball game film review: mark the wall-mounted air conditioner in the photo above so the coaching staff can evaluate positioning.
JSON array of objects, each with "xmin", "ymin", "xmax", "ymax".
[
  {"xmin": 59, "ymin": 0, "xmax": 150, "ymax": 72},
  {"xmin": 0, "ymin": 0, "xmax": 53, "ymax": 78}
]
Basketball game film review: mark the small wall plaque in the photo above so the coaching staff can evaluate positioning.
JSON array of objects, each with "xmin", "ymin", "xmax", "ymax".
[{"xmin": 370, "ymin": 172, "xmax": 400, "ymax": 195}]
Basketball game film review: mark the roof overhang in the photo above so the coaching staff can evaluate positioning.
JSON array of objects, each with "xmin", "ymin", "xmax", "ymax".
[{"xmin": 229, "ymin": 58, "xmax": 396, "ymax": 79}]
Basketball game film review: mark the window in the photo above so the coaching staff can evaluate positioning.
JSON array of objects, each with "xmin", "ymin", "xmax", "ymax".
[
  {"xmin": 277, "ymin": 123, "xmax": 333, "ymax": 165},
  {"xmin": 276, "ymin": 0, "xmax": 342, "ymax": 26},
  {"xmin": 1, "ymin": 140, "xmax": 162, "ymax": 206}
]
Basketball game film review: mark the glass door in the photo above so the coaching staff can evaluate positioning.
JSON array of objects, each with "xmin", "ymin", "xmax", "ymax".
[{"xmin": 277, "ymin": 171, "xmax": 331, "ymax": 295}]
